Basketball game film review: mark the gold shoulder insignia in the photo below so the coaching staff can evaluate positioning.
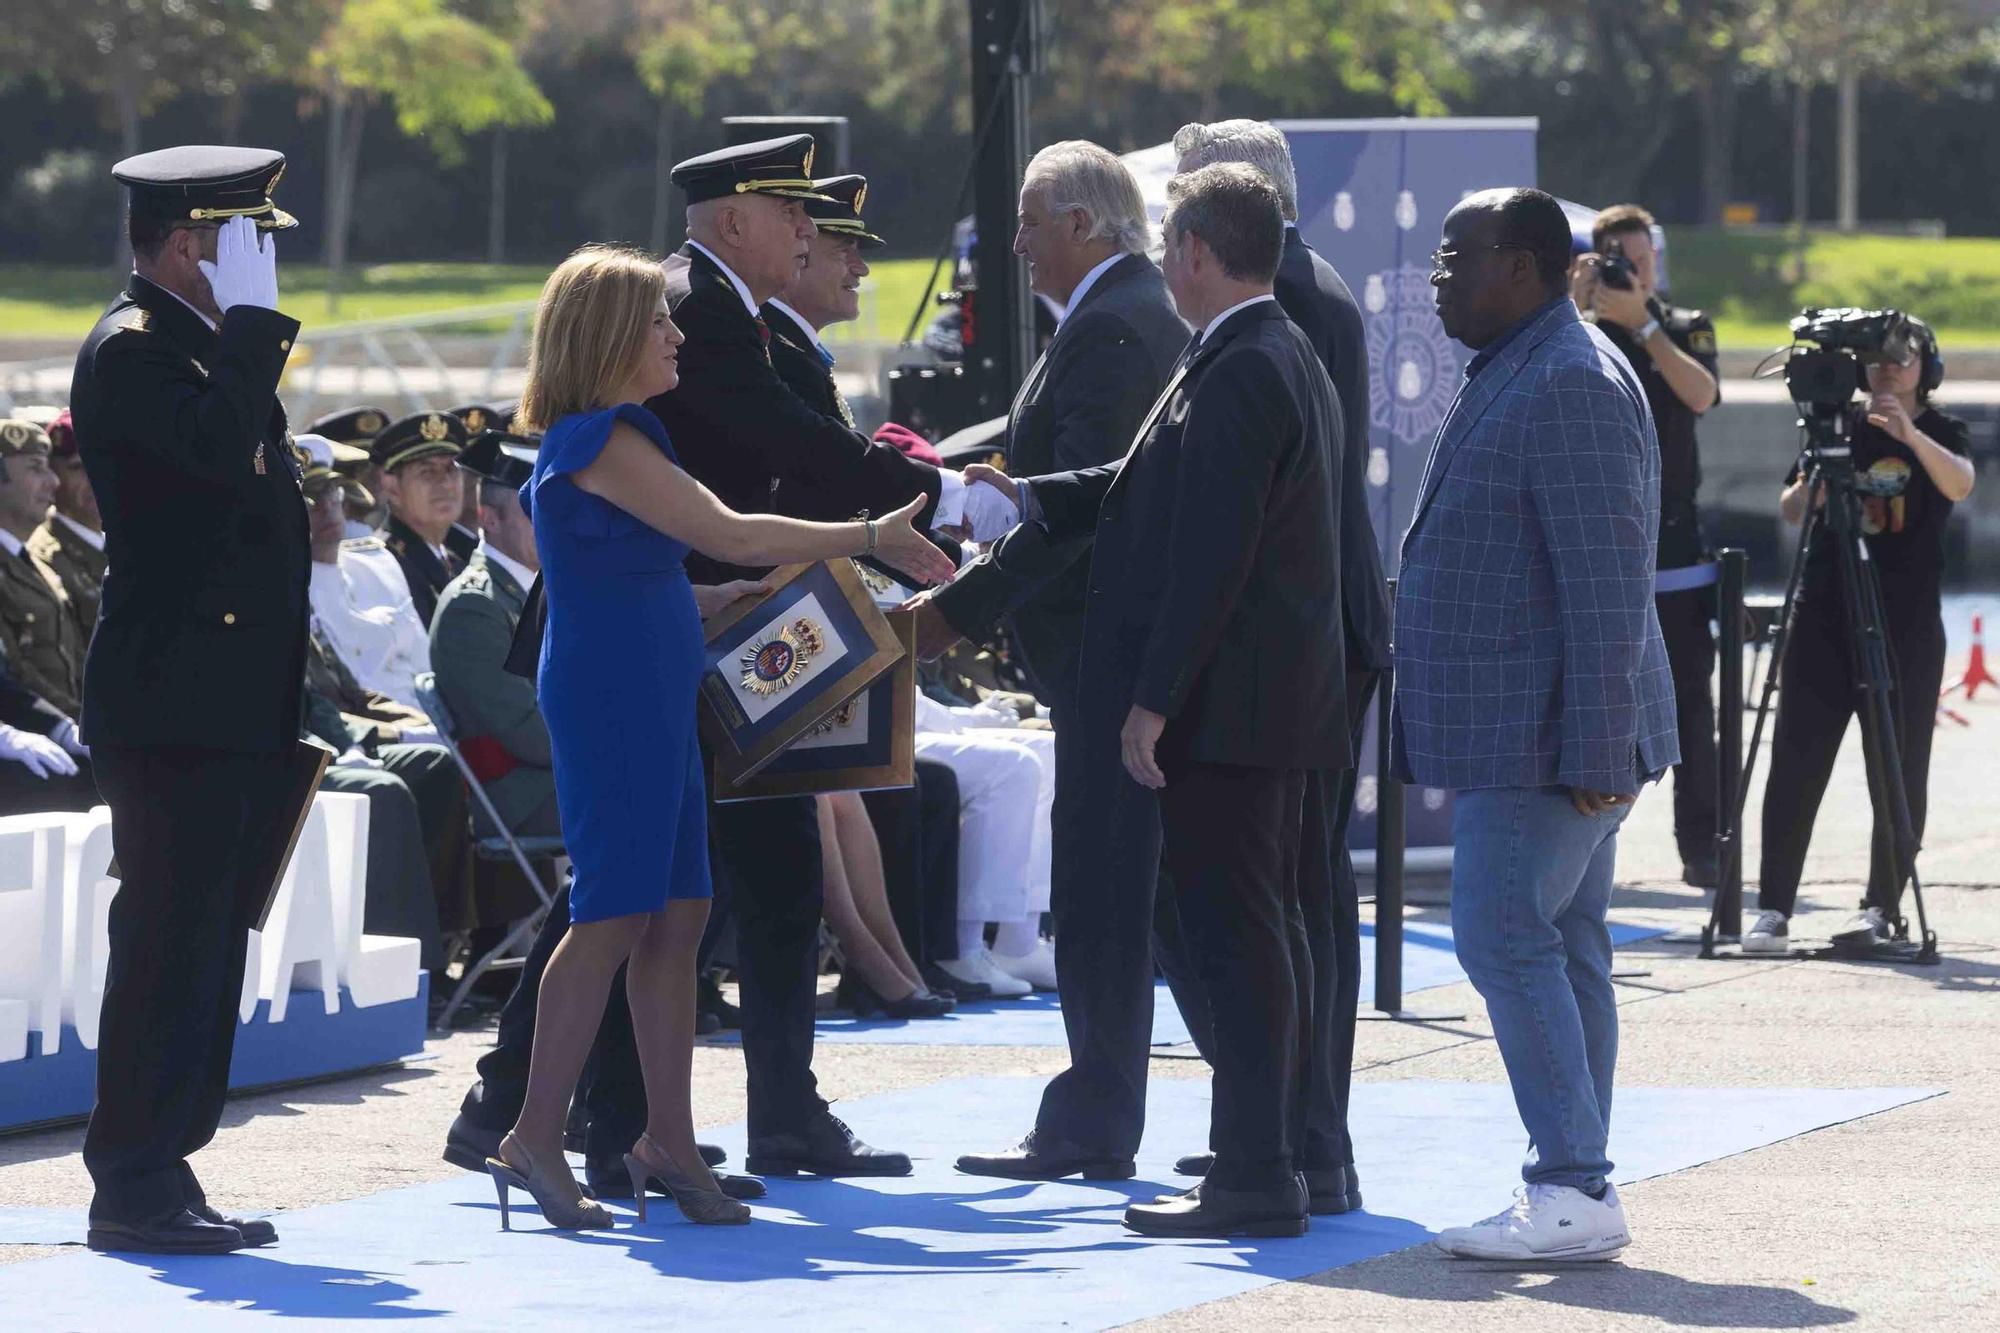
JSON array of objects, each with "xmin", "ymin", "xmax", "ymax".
[{"xmin": 117, "ymin": 309, "xmax": 152, "ymax": 334}]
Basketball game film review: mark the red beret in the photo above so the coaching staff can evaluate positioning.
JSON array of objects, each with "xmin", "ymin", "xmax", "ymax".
[{"xmin": 47, "ymin": 410, "xmax": 75, "ymax": 457}]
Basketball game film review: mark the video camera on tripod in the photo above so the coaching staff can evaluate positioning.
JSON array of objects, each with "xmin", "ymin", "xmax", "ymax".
[{"xmin": 1783, "ymin": 306, "xmax": 1920, "ymax": 416}]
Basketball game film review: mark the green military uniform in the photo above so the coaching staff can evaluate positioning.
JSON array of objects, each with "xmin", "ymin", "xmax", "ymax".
[
  {"xmin": 27, "ymin": 515, "xmax": 107, "ymax": 635},
  {"xmin": 430, "ymin": 547, "xmax": 557, "ymax": 838},
  {"xmin": 0, "ymin": 421, "xmax": 88, "ymax": 717}
]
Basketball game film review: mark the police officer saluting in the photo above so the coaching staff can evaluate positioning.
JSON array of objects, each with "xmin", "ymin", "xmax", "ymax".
[
  {"xmin": 70, "ymin": 146, "xmax": 309, "ymax": 1254},
  {"xmin": 1572, "ymin": 204, "xmax": 1724, "ymax": 888}
]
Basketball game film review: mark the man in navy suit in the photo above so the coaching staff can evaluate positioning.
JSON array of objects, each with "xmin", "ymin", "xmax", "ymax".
[
  {"xmin": 961, "ymin": 163, "xmax": 1350, "ymax": 1238},
  {"xmin": 1160, "ymin": 118, "xmax": 1389, "ymax": 1215},
  {"xmin": 1398, "ymin": 188, "xmax": 1678, "ymax": 1263}
]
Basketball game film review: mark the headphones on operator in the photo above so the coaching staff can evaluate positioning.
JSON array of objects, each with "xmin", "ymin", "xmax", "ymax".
[{"xmin": 1855, "ymin": 313, "xmax": 1945, "ymax": 400}]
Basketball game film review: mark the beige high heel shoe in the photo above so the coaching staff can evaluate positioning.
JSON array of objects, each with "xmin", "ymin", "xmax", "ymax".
[
  {"xmin": 623, "ymin": 1134, "xmax": 753, "ymax": 1225},
  {"xmin": 486, "ymin": 1131, "xmax": 614, "ymax": 1231}
]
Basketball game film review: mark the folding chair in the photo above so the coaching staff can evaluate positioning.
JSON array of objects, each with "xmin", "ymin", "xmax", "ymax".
[{"xmin": 413, "ymin": 672, "xmax": 566, "ymax": 1030}]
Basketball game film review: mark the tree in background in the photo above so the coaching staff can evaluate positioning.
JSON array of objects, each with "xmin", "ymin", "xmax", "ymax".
[
  {"xmin": 632, "ymin": 2, "xmax": 754, "ymax": 255},
  {"xmin": 307, "ymin": 0, "xmax": 552, "ymax": 300}
]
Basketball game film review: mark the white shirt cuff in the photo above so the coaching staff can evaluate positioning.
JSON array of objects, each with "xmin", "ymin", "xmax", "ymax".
[{"xmin": 930, "ymin": 469, "xmax": 967, "ymax": 529}]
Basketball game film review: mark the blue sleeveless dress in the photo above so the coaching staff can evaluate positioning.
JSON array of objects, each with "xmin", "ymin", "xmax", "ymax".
[{"xmin": 523, "ymin": 403, "xmax": 711, "ymax": 920}]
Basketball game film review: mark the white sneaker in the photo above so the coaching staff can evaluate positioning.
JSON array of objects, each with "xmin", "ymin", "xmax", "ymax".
[
  {"xmin": 1741, "ymin": 910, "xmax": 1791, "ymax": 954},
  {"xmin": 1433, "ymin": 1183, "xmax": 1631, "ymax": 1262},
  {"xmin": 993, "ymin": 938, "xmax": 1058, "ymax": 991},
  {"xmin": 937, "ymin": 948, "xmax": 1032, "ymax": 999},
  {"xmin": 1830, "ymin": 906, "xmax": 1890, "ymax": 947}
]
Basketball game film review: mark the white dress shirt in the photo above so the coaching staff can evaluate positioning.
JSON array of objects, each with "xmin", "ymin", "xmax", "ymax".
[
  {"xmin": 686, "ymin": 240, "xmax": 760, "ymax": 318},
  {"xmin": 476, "ymin": 536, "xmax": 536, "ymax": 596},
  {"xmin": 1198, "ymin": 292, "xmax": 1280, "ymax": 346},
  {"xmin": 1058, "ymin": 251, "xmax": 1127, "ymax": 327},
  {"xmin": 54, "ymin": 514, "xmax": 105, "ymax": 552}
]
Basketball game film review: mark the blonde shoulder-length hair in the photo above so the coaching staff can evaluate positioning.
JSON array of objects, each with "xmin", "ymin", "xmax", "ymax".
[{"xmin": 516, "ymin": 244, "xmax": 667, "ymax": 433}]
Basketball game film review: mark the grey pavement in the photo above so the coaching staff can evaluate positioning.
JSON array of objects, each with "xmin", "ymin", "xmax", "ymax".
[{"xmin": 1, "ymin": 655, "xmax": 1995, "ymax": 1329}]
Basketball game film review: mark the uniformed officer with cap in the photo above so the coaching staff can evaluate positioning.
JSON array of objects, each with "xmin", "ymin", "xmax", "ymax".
[
  {"xmin": 443, "ymin": 405, "xmax": 502, "ymax": 562},
  {"xmin": 69, "ymin": 145, "xmax": 307, "ymax": 1255},
  {"xmin": 0, "ymin": 420, "xmax": 88, "ymax": 719},
  {"xmin": 371, "ymin": 409, "xmax": 469, "ymax": 625},
  {"xmin": 308, "ymin": 405, "xmax": 391, "ymax": 537},
  {"xmin": 27, "ymin": 409, "xmax": 110, "ymax": 629}
]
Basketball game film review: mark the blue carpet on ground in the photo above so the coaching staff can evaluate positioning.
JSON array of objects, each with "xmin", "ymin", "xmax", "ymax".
[
  {"xmin": 0, "ymin": 1077, "xmax": 1934, "ymax": 1331},
  {"xmin": 744, "ymin": 919, "xmax": 1667, "ymax": 1047}
]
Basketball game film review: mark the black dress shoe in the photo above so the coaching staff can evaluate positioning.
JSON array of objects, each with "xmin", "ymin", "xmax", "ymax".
[
  {"xmin": 923, "ymin": 963, "xmax": 988, "ymax": 1002},
  {"xmin": 585, "ymin": 1156, "xmax": 765, "ymax": 1201},
  {"xmin": 190, "ymin": 1203, "xmax": 278, "ymax": 1246},
  {"xmin": 443, "ymin": 1111, "xmax": 504, "ymax": 1173},
  {"xmin": 845, "ymin": 975, "xmax": 955, "ymax": 1020},
  {"xmin": 747, "ymin": 1110, "xmax": 911, "ymax": 1177},
  {"xmin": 1125, "ymin": 1179, "xmax": 1308, "ymax": 1238},
  {"xmin": 87, "ymin": 1208, "xmax": 247, "ymax": 1255},
  {"xmin": 1174, "ymin": 1152, "xmax": 1214, "ymax": 1178},
  {"xmin": 697, "ymin": 972, "xmax": 741, "ymax": 1030},
  {"xmin": 1301, "ymin": 1166, "xmax": 1352, "ymax": 1216},
  {"xmin": 956, "ymin": 1133, "xmax": 1135, "ymax": 1181}
]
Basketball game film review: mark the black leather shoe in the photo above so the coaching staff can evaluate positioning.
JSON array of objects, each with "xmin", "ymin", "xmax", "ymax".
[
  {"xmin": 1125, "ymin": 1179, "xmax": 1308, "ymax": 1238},
  {"xmin": 1174, "ymin": 1152, "xmax": 1214, "ymax": 1178},
  {"xmin": 747, "ymin": 1110, "xmax": 911, "ymax": 1177},
  {"xmin": 443, "ymin": 1111, "xmax": 503, "ymax": 1173},
  {"xmin": 924, "ymin": 963, "xmax": 988, "ymax": 1002},
  {"xmin": 190, "ymin": 1203, "xmax": 277, "ymax": 1246},
  {"xmin": 87, "ymin": 1208, "xmax": 248, "ymax": 1255},
  {"xmin": 1301, "ymin": 1166, "xmax": 1352, "ymax": 1215},
  {"xmin": 956, "ymin": 1133, "xmax": 1135, "ymax": 1181},
  {"xmin": 584, "ymin": 1156, "xmax": 765, "ymax": 1201},
  {"xmin": 845, "ymin": 975, "xmax": 955, "ymax": 1020}
]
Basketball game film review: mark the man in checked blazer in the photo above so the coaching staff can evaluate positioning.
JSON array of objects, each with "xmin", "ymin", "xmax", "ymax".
[{"xmin": 1397, "ymin": 188, "xmax": 1678, "ymax": 1264}]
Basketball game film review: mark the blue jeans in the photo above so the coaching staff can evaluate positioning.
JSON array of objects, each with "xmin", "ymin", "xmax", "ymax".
[{"xmin": 1451, "ymin": 786, "xmax": 1630, "ymax": 1194}]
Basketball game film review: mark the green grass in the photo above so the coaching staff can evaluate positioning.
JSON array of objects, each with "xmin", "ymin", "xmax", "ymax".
[{"xmin": 7, "ymin": 237, "xmax": 1995, "ymax": 349}]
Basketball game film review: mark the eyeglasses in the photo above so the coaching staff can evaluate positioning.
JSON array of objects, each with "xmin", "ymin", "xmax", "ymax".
[{"xmin": 1428, "ymin": 244, "xmax": 1527, "ymax": 280}]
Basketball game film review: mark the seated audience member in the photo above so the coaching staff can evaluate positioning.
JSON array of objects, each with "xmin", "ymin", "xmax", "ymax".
[
  {"xmin": 0, "ymin": 652, "xmax": 95, "ymax": 815},
  {"xmin": 0, "ymin": 421, "xmax": 87, "ymax": 719},
  {"xmin": 429, "ymin": 432, "xmax": 559, "ymax": 840},
  {"xmin": 27, "ymin": 411, "xmax": 107, "ymax": 629},
  {"xmin": 445, "ymin": 405, "xmax": 505, "ymax": 560},
  {"xmin": 299, "ymin": 436, "xmax": 433, "ymax": 710},
  {"xmin": 818, "ymin": 791, "xmax": 954, "ymax": 1019},
  {"xmin": 919, "ymin": 691, "xmax": 1057, "ymax": 997},
  {"xmin": 372, "ymin": 411, "xmax": 470, "ymax": 625},
  {"xmin": 309, "ymin": 405, "xmax": 392, "ymax": 538}
]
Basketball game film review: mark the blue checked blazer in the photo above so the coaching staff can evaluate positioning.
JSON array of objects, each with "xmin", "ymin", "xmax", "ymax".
[{"xmin": 1392, "ymin": 298, "xmax": 1679, "ymax": 795}]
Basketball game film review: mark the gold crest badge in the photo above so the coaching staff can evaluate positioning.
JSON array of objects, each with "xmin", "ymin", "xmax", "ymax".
[
  {"xmin": 419, "ymin": 413, "xmax": 449, "ymax": 442},
  {"xmin": 358, "ymin": 411, "xmax": 386, "ymax": 435},
  {"xmin": 739, "ymin": 617, "xmax": 826, "ymax": 697},
  {"xmin": 463, "ymin": 409, "xmax": 487, "ymax": 432}
]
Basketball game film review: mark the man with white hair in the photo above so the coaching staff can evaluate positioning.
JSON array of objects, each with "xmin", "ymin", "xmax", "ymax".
[
  {"xmin": 1156, "ymin": 119, "xmax": 1390, "ymax": 1216},
  {"xmin": 913, "ymin": 139, "xmax": 1191, "ymax": 1181}
]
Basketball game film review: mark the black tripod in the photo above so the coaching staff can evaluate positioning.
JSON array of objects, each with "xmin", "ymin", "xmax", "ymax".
[{"xmin": 1703, "ymin": 406, "xmax": 1940, "ymax": 964}]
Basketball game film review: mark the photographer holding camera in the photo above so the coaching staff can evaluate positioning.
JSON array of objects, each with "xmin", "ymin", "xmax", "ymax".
[
  {"xmin": 1745, "ymin": 315, "xmax": 1974, "ymax": 953},
  {"xmin": 1572, "ymin": 204, "xmax": 1723, "ymax": 887}
]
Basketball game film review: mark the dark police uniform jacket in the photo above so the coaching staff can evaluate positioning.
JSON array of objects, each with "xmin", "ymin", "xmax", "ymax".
[
  {"xmin": 1028, "ymin": 301, "xmax": 1349, "ymax": 771},
  {"xmin": 384, "ymin": 513, "xmax": 465, "ymax": 627},
  {"xmin": 69, "ymin": 276, "xmax": 308, "ymax": 752},
  {"xmin": 1275, "ymin": 229, "xmax": 1391, "ymax": 671},
  {"xmin": 653, "ymin": 245, "xmax": 944, "ymax": 584},
  {"xmin": 1598, "ymin": 301, "xmax": 1719, "ymax": 571},
  {"xmin": 930, "ymin": 253, "xmax": 1188, "ymax": 706}
]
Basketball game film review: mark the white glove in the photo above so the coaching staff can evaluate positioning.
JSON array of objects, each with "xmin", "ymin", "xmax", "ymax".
[
  {"xmin": 0, "ymin": 724, "xmax": 78, "ymax": 780},
  {"xmin": 336, "ymin": 747, "xmax": 383, "ymax": 770},
  {"xmin": 52, "ymin": 718, "xmax": 88, "ymax": 758},
  {"xmin": 962, "ymin": 479, "xmax": 1023, "ymax": 542},
  {"xmin": 197, "ymin": 215, "xmax": 279, "ymax": 314}
]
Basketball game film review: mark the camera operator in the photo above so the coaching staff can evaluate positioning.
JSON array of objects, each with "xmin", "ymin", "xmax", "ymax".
[
  {"xmin": 1572, "ymin": 204, "xmax": 1723, "ymax": 887},
  {"xmin": 1746, "ymin": 315, "xmax": 1975, "ymax": 954}
]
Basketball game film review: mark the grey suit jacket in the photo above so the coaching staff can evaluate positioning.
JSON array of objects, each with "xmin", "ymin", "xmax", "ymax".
[{"xmin": 932, "ymin": 252, "xmax": 1187, "ymax": 703}]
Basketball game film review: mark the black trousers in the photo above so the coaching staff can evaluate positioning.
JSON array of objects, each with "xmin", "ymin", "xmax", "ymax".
[
  {"xmin": 1034, "ymin": 686, "xmax": 1164, "ymax": 1157},
  {"xmin": 1160, "ymin": 761, "xmax": 1307, "ymax": 1191},
  {"xmin": 1758, "ymin": 584, "xmax": 1946, "ymax": 919},
  {"xmin": 864, "ymin": 758, "xmax": 961, "ymax": 971},
  {"xmin": 462, "ymin": 884, "xmax": 645, "ymax": 1159},
  {"xmin": 84, "ymin": 744, "xmax": 295, "ymax": 1223},
  {"xmin": 1158, "ymin": 670, "xmax": 1375, "ymax": 1172},
  {"xmin": 1657, "ymin": 585, "xmax": 1720, "ymax": 865}
]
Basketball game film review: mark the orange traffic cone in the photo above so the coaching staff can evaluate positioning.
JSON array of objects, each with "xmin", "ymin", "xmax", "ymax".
[{"xmin": 1943, "ymin": 614, "xmax": 1997, "ymax": 702}]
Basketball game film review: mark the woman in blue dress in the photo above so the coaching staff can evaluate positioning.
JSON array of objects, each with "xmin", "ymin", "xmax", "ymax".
[{"xmin": 486, "ymin": 245, "xmax": 955, "ymax": 1231}]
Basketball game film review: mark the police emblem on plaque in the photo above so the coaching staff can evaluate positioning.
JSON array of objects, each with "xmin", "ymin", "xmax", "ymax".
[
  {"xmin": 1364, "ymin": 266, "xmax": 1464, "ymax": 447},
  {"xmin": 740, "ymin": 617, "xmax": 825, "ymax": 696}
]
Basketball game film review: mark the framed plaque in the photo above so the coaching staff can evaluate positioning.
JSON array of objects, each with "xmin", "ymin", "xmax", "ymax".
[
  {"xmin": 711, "ymin": 608, "xmax": 917, "ymax": 802},
  {"xmin": 697, "ymin": 560, "xmax": 904, "ymax": 781}
]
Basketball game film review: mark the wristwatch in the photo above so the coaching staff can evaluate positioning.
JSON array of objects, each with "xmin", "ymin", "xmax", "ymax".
[{"xmin": 1635, "ymin": 317, "xmax": 1662, "ymax": 344}]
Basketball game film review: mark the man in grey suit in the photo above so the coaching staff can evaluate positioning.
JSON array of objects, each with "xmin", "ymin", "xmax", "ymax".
[
  {"xmin": 909, "ymin": 141, "xmax": 1190, "ymax": 1179},
  {"xmin": 1398, "ymin": 188, "xmax": 1678, "ymax": 1263}
]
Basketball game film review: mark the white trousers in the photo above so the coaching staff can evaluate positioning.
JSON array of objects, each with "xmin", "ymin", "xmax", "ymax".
[{"xmin": 915, "ymin": 726, "xmax": 1054, "ymax": 923}]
